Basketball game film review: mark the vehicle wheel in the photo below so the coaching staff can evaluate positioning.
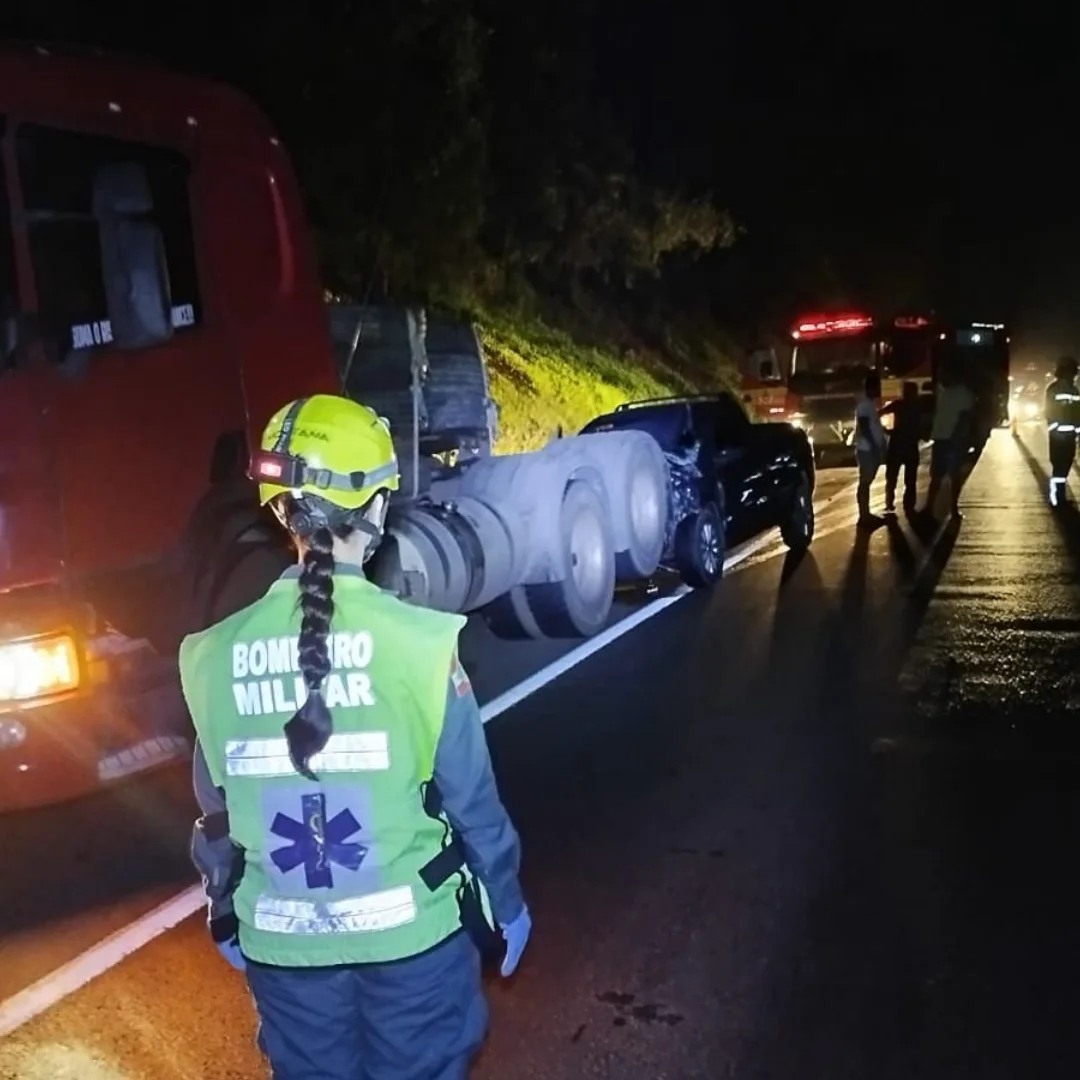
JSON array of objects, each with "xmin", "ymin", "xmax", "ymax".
[
  {"xmin": 524, "ymin": 479, "xmax": 616, "ymax": 637},
  {"xmin": 675, "ymin": 502, "xmax": 724, "ymax": 589},
  {"xmin": 780, "ymin": 472, "xmax": 815, "ymax": 550},
  {"xmin": 482, "ymin": 585, "xmax": 544, "ymax": 640},
  {"xmin": 606, "ymin": 437, "xmax": 669, "ymax": 580}
]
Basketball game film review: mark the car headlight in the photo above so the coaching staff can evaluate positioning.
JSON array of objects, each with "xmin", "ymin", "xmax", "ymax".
[
  {"xmin": 788, "ymin": 413, "xmax": 806, "ymax": 429},
  {"xmin": 1023, "ymin": 400, "xmax": 1038, "ymax": 419},
  {"xmin": 0, "ymin": 633, "xmax": 81, "ymax": 703}
]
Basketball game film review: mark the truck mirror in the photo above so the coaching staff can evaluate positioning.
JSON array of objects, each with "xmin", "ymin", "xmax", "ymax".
[{"xmin": 93, "ymin": 163, "xmax": 174, "ymax": 350}]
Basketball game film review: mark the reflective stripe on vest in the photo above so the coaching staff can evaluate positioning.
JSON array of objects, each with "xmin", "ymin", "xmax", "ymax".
[
  {"xmin": 253, "ymin": 884, "xmax": 418, "ymax": 935},
  {"xmin": 225, "ymin": 732, "xmax": 391, "ymax": 777}
]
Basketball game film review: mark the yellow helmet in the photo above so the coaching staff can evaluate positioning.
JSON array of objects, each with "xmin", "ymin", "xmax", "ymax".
[{"xmin": 249, "ymin": 394, "xmax": 400, "ymax": 511}]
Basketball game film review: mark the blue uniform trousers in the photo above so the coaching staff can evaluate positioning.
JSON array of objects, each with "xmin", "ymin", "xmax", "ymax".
[{"xmin": 245, "ymin": 929, "xmax": 488, "ymax": 1080}]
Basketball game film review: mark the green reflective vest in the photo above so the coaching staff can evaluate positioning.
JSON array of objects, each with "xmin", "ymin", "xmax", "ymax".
[{"xmin": 179, "ymin": 572, "xmax": 468, "ymax": 967}]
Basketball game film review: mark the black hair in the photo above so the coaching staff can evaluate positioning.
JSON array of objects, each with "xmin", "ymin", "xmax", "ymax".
[
  {"xmin": 865, "ymin": 371, "xmax": 882, "ymax": 397},
  {"xmin": 282, "ymin": 508, "xmax": 355, "ymax": 779},
  {"xmin": 273, "ymin": 490, "xmax": 387, "ymax": 778}
]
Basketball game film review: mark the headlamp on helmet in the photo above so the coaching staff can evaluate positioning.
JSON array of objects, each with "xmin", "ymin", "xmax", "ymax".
[{"xmin": 248, "ymin": 449, "xmax": 396, "ymax": 496}]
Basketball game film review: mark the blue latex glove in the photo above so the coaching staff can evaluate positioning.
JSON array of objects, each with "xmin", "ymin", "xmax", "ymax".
[
  {"xmin": 217, "ymin": 937, "xmax": 246, "ymax": 972},
  {"xmin": 499, "ymin": 905, "xmax": 532, "ymax": 977}
]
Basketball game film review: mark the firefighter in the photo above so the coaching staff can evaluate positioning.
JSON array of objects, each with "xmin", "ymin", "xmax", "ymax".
[
  {"xmin": 181, "ymin": 394, "xmax": 530, "ymax": 1080},
  {"xmin": 1046, "ymin": 355, "xmax": 1080, "ymax": 506}
]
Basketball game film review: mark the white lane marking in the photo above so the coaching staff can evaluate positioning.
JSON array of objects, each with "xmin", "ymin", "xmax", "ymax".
[
  {"xmin": 480, "ymin": 526, "xmax": 782, "ymax": 723},
  {"xmin": 0, "ymin": 886, "xmax": 204, "ymax": 1038},
  {"xmin": 0, "ymin": 480, "xmax": 857, "ymax": 1035}
]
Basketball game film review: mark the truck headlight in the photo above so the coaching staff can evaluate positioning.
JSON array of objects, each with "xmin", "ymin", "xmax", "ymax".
[{"xmin": 0, "ymin": 634, "xmax": 81, "ymax": 703}]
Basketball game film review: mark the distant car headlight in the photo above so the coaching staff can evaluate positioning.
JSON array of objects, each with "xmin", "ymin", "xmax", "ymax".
[{"xmin": 788, "ymin": 413, "xmax": 806, "ymax": 429}]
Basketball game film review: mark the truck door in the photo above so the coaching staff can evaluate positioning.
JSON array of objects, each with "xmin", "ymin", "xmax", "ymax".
[
  {"xmin": 0, "ymin": 124, "xmax": 64, "ymax": 590},
  {"xmin": 12, "ymin": 122, "xmax": 243, "ymax": 580}
]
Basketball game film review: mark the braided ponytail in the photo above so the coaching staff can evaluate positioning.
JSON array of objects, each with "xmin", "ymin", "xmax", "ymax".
[{"xmin": 285, "ymin": 524, "xmax": 336, "ymax": 779}]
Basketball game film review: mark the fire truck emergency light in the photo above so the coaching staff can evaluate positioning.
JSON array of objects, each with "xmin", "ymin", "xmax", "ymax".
[{"xmin": 791, "ymin": 313, "xmax": 873, "ymax": 340}]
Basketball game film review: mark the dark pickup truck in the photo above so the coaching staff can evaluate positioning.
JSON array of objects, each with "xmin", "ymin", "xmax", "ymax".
[{"xmin": 581, "ymin": 393, "xmax": 816, "ymax": 587}]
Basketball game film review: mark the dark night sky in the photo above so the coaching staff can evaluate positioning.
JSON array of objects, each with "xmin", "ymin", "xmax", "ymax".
[{"xmin": 595, "ymin": 3, "xmax": 1080, "ymax": 355}]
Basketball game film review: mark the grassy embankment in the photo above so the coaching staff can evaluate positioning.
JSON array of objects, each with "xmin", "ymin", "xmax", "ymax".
[{"xmin": 475, "ymin": 307, "xmax": 740, "ymax": 454}]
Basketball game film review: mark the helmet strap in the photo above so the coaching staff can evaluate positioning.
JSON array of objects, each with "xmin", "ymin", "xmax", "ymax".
[{"xmin": 276, "ymin": 492, "xmax": 389, "ymax": 559}]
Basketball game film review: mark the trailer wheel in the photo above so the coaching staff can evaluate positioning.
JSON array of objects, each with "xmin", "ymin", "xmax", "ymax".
[
  {"xmin": 525, "ymin": 479, "xmax": 616, "ymax": 638},
  {"xmin": 482, "ymin": 585, "xmax": 545, "ymax": 640},
  {"xmin": 603, "ymin": 437, "xmax": 668, "ymax": 580},
  {"xmin": 779, "ymin": 472, "xmax": 815, "ymax": 551},
  {"xmin": 675, "ymin": 502, "xmax": 725, "ymax": 589}
]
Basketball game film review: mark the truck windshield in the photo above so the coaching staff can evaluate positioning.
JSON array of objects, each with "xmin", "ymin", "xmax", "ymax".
[
  {"xmin": 881, "ymin": 331, "xmax": 933, "ymax": 379},
  {"xmin": 791, "ymin": 335, "xmax": 873, "ymax": 377}
]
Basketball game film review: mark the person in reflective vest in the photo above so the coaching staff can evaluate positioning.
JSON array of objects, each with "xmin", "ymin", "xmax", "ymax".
[
  {"xmin": 1045, "ymin": 356, "xmax": 1080, "ymax": 506},
  {"xmin": 181, "ymin": 394, "xmax": 531, "ymax": 1080}
]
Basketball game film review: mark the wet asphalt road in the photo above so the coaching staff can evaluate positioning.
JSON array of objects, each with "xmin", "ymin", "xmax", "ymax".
[{"xmin": 5, "ymin": 428, "xmax": 1080, "ymax": 1079}]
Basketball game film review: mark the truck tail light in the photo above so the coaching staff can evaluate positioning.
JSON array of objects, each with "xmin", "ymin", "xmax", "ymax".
[{"xmin": 0, "ymin": 633, "xmax": 81, "ymax": 703}]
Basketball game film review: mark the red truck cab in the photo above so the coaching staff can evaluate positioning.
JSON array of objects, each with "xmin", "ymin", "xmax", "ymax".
[{"xmin": 0, "ymin": 42, "xmax": 337, "ymax": 809}]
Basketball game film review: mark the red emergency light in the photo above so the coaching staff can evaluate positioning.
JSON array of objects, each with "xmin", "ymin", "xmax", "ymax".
[{"xmin": 790, "ymin": 313, "xmax": 873, "ymax": 340}]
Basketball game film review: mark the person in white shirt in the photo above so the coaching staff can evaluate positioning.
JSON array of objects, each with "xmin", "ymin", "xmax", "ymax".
[
  {"xmin": 854, "ymin": 371, "xmax": 888, "ymax": 528},
  {"xmin": 921, "ymin": 358, "xmax": 974, "ymax": 519}
]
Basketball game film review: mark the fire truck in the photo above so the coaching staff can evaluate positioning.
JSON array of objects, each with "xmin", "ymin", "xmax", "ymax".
[
  {"xmin": 0, "ymin": 42, "xmax": 672, "ymax": 810},
  {"xmin": 742, "ymin": 311, "xmax": 937, "ymax": 455},
  {"xmin": 742, "ymin": 311, "xmax": 1011, "ymax": 460}
]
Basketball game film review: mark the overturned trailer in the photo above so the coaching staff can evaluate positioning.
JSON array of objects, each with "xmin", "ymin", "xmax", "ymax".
[{"xmin": 328, "ymin": 305, "xmax": 671, "ymax": 639}]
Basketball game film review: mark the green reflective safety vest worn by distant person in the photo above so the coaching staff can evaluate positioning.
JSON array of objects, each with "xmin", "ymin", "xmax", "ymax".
[{"xmin": 179, "ymin": 572, "xmax": 470, "ymax": 968}]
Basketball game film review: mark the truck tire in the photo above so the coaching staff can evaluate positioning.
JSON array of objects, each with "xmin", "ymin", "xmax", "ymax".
[
  {"xmin": 523, "ymin": 478, "xmax": 616, "ymax": 637},
  {"xmin": 482, "ymin": 585, "xmax": 545, "ymax": 640},
  {"xmin": 779, "ymin": 471, "xmax": 814, "ymax": 551},
  {"xmin": 675, "ymin": 502, "xmax": 724, "ymax": 589},
  {"xmin": 448, "ymin": 495, "xmax": 523, "ymax": 609},
  {"xmin": 604, "ymin": 437, "xmax": 668, "ymax": 579}
]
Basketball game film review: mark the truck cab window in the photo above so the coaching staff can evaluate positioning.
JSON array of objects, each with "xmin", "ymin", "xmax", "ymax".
[{"xmin": 15, "ymin": 124, "xmax": 201, "ymax": 356}]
